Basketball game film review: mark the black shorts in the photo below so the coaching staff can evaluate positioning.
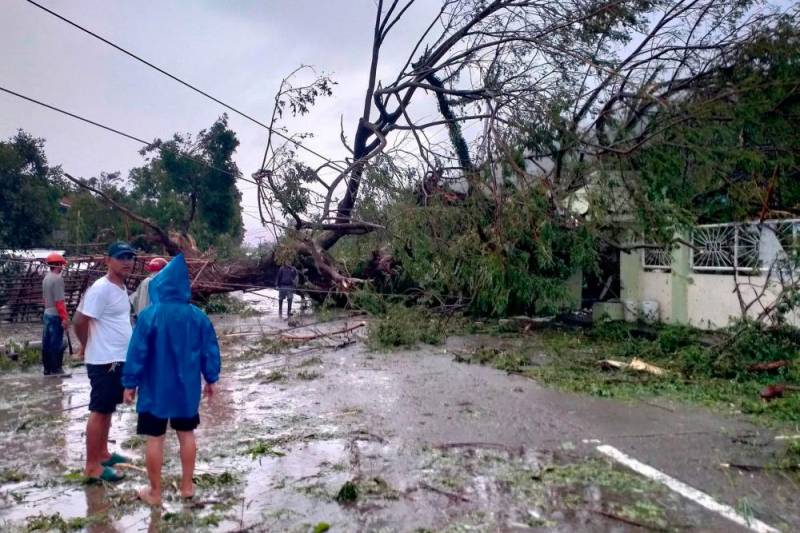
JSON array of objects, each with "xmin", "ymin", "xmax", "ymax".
[
  {"xmin": 137, "ymin": 411, "xmax": 200, "ymax": 437},
  {"xmin": 87, "ymin": 362, "xmax": 125, "ymax": 414}
]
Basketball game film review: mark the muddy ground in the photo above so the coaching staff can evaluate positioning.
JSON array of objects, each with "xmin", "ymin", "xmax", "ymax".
[{"xmin": 0, "ymin": 301, "xmax": 797, "ymax": 532}]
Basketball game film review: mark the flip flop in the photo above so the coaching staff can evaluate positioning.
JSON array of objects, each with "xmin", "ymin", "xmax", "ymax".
[
  {"xmin": 101, "ymin": 452, "xmax": 130, "ymax": 467},
  {"xmin": 85, "ymin": 466, "xmax": 125, "ymax": 484}
]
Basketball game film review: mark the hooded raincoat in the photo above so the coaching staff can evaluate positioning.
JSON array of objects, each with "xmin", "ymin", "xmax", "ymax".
[{"xmin": 122, "ymin": 254, "xmax": 220, "ymax": 419}]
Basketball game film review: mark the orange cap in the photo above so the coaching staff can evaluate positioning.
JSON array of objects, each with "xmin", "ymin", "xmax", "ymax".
[
  {"xmin": 46, "ymin": 252, "xmax": 67, "ymax": 265},
  {"xmin": 146, "ymin": 257, "xmax": 168, "ymax": 272}
]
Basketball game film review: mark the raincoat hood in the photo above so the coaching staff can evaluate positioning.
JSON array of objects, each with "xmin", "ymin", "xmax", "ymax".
[{"xmin": 148, "ymin": 254, "xmax": 190, "ymax": 305}]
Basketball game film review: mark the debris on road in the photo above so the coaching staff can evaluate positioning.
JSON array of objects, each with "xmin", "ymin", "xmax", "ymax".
[
  {"xmin": 759, "ymin": 384, "xmax": 800, "ymax": 401},
  {"xmin": 748, "ymin": 360, "xmax": 791, "ymax": 373},
  {"xmin": 598, "ymin": 357, "xmax": 668, "ymax": 376}
]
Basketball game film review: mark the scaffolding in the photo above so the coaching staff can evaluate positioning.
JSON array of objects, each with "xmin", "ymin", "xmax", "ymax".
[{"xmin": 0, "ymin": 255, "xmax": 157, "ymax": 323}]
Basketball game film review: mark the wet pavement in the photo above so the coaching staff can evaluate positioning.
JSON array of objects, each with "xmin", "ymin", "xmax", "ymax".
[{"xmin": 0, "ymin": 302, "xmax": 797, "ymax": 532}]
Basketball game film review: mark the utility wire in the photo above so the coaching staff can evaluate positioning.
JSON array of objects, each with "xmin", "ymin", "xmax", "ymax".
[
  {"xmin": 0, "ymin": 84, "xmax": 260, "ymax": 188},
  {"xmin": 24, "ymin": 0, "xmax": 346, "ymax": 172}
]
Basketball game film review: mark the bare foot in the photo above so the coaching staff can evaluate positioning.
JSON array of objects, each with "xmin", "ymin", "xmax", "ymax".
[
  {"xmin": 137, "ymin": 487, "xmax": 161, "ymax": 506},
  {"xmin": 180, "ymin": 482, "xmax": 195, "ymax": 499}
]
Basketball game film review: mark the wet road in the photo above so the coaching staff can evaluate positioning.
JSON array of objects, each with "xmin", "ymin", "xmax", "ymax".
[{"xmin": 0, "ymin": 309, "xmax": 796, "ymax": 531}]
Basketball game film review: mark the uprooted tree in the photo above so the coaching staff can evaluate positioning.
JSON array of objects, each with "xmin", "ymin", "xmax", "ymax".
[
  {"xmin": 66, "ymin": 0, "xmax": 800, "ymax": 313},
  {"xmin": 253, "ymin": 0, "xmax": 800, "ymax": 314}
]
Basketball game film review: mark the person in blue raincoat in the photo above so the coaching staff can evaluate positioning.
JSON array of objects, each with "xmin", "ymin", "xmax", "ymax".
[{"xmin": 122, "ymin": 254, "xmax": 221, "ymax": 506}]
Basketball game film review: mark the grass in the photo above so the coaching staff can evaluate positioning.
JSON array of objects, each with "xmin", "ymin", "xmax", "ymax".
[
  {"xmin": 199, "ymin": 294, "xmax": 260, "ymax": 316},
  {"xmin": 254, "ymin": 370, "xmax": 287, "ymax": 384},
  {"xmin": 0, "ymin": 342, "xmax": 42, "ymax": 371},
  {"xmin": 246, "ymin": 439, "xmax": 286, "ymax": 459},
  {"xmin": 367, "ymin": 305, "xmax": 445, "ymax": 350},
  {"xmin": 454, "ymin": 320, "xmax": 800, "ymax": 427},
  {"xmin": 774, "ymin": 440, "xmax": 800, "ymax": 479},
  {"xmin": 0, "ymin": 468, "xmax": 27, "ymax": 483},
  {"xmin": 299, "ymin": 356, "xmax": 323, "ymax": 367},
  {"xmin": 335, "ymin": 480, "xmax": 358, "ymax": 504},
  {"xmin": 193, "ymin": 471, "xmax": 239, "ymax": 488},
  {"xmin": 121, "ymin": 434, "xmax": 147, "ymax": 449},
  {"xmin": 236, "ymin": 336, "xmax": 297, "ymax": 362},
  {"xmin": 296, "ymin": 370, "xmax": 322, "ymax": 380},
  {"xmin": 23, "ymin": 512, "xmax": 105, "ymax": 532}
]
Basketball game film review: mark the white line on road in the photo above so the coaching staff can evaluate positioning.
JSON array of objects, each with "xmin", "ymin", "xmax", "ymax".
[{"xmin": 596, "ymin": 444, "xmax": 779, "ymax": 533}]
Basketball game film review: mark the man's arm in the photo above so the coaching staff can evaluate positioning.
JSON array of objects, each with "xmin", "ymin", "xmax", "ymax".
[
  {"xmin": 73, "ymin": 311, "xmax": 91, "ymax": 358},
  {"xmin": 74, "ymin": 284, "xmax": 105, "ymax": 356},
  {"xmin": 53, "ymin": 276, "xmax": 70, "ymax": 328}
]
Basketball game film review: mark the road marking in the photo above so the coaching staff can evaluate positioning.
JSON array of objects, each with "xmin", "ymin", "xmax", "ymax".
[{"xmin": 596, "ymin": 444, "xmax": 779, "ymax": 533}]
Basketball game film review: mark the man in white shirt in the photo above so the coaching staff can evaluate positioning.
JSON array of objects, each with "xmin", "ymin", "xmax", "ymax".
[{"xmin": 74, "ymin": 241, "xmax": 136, "ymax": 482}]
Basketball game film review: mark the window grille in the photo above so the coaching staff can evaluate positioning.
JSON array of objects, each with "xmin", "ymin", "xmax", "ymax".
[
  {"xmin": 642, "ymin": 247, "xmax": 672, "ymax": 270},
  {"xmin": 691, "ymin": 220, "xmax": 800, "ymax": 273}
]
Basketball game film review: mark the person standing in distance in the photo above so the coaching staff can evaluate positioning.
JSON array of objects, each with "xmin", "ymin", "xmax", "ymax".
[
  {"xmin": 41, "ymin": 252, "xmax": 70, "ymax": 376},
  {"xmin": 74, "ymin": 241, "xmax": 136, "ymax": 482},
  {"xmin": 275, "ymin": 263, "xmax": 298, "ymax": 318}
]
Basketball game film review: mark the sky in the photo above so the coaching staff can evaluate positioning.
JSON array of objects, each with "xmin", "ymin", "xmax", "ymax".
[{"xmin": 0, "ymin": 0, "xmax": 445, "ymax": 245}]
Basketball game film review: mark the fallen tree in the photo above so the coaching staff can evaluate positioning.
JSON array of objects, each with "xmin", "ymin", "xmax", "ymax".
[{"xmin": 62, "ymin": 1, "xmax": 800, "ymax": 315}]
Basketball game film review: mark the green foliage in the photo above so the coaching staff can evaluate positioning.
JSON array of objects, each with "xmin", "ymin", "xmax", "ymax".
[
  {"xmin": 0, "ymin": 131, "xmax": 64, "ymax": 248},
  {"xmin": 454, "ymin": 346, "xmax": 528, "ymax": 373},
  {"xmin": 296, "ymin": 370, "xmax": 321, "ymax": 380},
  {"xmin": 131, "ymin": 115, "xmax": 243, "ymax": 249},
  {"xmin": 626, "ymin": 21, "xmax": 800, "ymax": 233},
  {"xmin": 348, "ymin": 288, "xmax": 388, "ymax": 315},
  {"xmin": 776, "ymin": 440, "xmax": 800, "ymax": 472},
  {"xmin": 0, "ymin": 468, "xmax": 26, "ymax": 483},
  {"xmin": 247, "ymin": 439, "xmax": 286, "ymax": 459},
  {"xmin": 716, "ymin": 321, "xmax": 800, "ymax": 378},
  {"xmin": 392, "ymin": 186, "xmax": 596, "ymax": 317},
  {"xmin": 0, "ymin": 342, "xmax": 42, "ymax": 372},
  {"xmin": 23, "ymin": 512, "xmax": 94, "ymax": 532},
  {"xmin": 367, "ymin": 305, "xmax": 444, "ymax": 349},
  {"xmin": 59, "ymin": 173, "xmax": 144, "ymax": 247},
  {"xmin": 198, "ymin": 294, "xmax": 258, "ymax": 316},
  {"xmin": 193, "ymin": 471, "xmax": 238, "ymax": 488},
  {"xmin": 335, "ymin": 480, "xmax": 358, "ymax": 504}
]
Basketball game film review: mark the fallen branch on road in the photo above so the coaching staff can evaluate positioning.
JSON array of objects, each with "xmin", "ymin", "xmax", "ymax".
[
  {"xmin": 417, "ymin": 482, "xmax": 471, "ymax": 503},
  {"xmin": 279, "ymin": 322, "xmax": 366, "ymax": 341}
]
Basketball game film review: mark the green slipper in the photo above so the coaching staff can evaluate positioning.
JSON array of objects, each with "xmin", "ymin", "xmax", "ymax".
[
  {"xmin": 101, "ymin": 452, "xmax": 130, "ymax": 467},
  {"xmin": 86, "ymin": 466, "xmax": 125, "ymax": 484}
]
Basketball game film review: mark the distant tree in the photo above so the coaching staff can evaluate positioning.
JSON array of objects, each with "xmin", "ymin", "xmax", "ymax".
[
  {"xmin": 60, "ymin": 172, "xmax": 146, "ymax": 247},
  {"xmin": 130, "ymin": 115, "xmax": 243, "ymax": 251},
  {"xmin": 0, "ymin": 131, "xmax": 64, "ymax": 248}
]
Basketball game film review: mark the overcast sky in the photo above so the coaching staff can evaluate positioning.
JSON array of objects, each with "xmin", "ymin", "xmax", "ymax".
[{"xmin": 0, "ymin": 0, "xmax": 445, "ymax": 244}]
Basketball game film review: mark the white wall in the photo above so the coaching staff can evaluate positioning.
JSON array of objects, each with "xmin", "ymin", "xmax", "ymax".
[
  {"xmin": 639, "ymin": 271, "xmax": 672, "ymax": 323},
  {"xmin": 633, "ymin": 267, "xmax": 799, "ymax": 329}
]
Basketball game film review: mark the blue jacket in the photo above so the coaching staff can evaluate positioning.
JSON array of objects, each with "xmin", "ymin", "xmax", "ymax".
[{"xmin": 122, "ymin": 254, "xmax": 221, "ymax": 419}]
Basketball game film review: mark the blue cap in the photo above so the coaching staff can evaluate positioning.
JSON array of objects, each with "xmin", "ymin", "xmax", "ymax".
[{"xmin": 107, "ymin": 241, "xmax": 136, "ymax": 259}]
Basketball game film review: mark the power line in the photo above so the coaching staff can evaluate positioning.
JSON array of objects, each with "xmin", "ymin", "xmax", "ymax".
[
  {"xmin": 0, "ymin": 84, "xmax": 260, "ymax": 188},
  {"xmin": 24, "ymin": 0, "xmax": 346, "ymax": 172}
]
